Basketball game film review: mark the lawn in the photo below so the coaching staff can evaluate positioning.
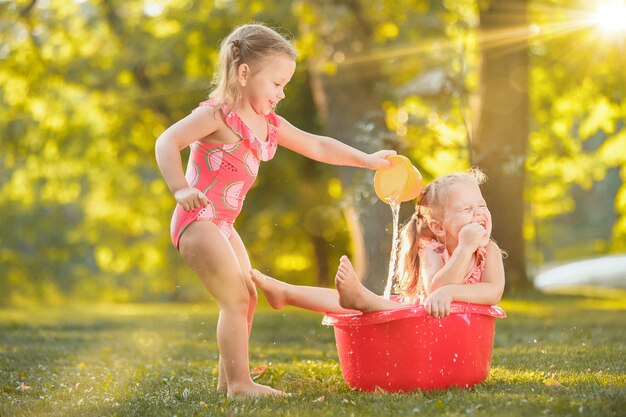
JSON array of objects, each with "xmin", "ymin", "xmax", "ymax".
[{"xmin": 1, "ymin": 288, "xmax": 624, "ymax": 417}]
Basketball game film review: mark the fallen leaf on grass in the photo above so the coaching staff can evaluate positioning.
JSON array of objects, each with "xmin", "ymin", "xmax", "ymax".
[
  {"xmin": 543, "ymin": 377, "xmax": 564, "ymax": 387},
  {"xmin": 373, "ymin": 386, "xmax": 387, "ymax": 394},
  {"xmin": 251, "ymin": 365, "xmax": 268, "ymax": 377}
]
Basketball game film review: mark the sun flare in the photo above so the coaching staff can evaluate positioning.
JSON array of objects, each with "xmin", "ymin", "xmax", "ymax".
[{"xmin": 593, "ymin": 1, "xmax": 626, "ymax": 33}]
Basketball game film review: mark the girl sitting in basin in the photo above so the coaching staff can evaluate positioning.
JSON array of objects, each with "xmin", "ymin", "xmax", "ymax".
[{"xmin": 252, "ymin": 168, "xmax": 505, "ymax": 318}]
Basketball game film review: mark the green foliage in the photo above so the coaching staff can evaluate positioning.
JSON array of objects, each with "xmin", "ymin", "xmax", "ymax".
[
  {"xmin": 0, "ymin": 291, "xmax": 624, "ymax": 416},
  {"xmin": 0, "ymin": 0, "xmax": 349, "ymax": 303},
  {"xmin": 1, "ymin": 0, "xmax": 625, "ymax": 303},
  {"xmin": 526, "ymin": 0, "xmax": 626, "ymax": 261}
]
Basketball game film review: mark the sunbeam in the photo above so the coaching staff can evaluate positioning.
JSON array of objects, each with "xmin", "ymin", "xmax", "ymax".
[{"xmin": 329, "ymin": 0, "xmax": 625, "ymax": 72}]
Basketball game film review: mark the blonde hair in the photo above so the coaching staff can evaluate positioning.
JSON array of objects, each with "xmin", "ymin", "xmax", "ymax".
[
  {"xmin": 395, "ymin": 168, "xmax": 487, "ymax": 301},
  {"xmin": 209, "ymin": 23, "xmax": 297, "ymax": 110}
]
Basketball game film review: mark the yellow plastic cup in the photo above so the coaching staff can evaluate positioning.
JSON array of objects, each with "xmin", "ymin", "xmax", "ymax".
[{"xmin": 374, "ymin": 155, "xmax": 423, "ymax": 204}]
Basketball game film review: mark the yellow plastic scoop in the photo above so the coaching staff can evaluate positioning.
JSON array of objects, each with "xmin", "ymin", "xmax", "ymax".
[{"xmin": 374, "ymin": 155, "xmax": 423, "ymax": 204}]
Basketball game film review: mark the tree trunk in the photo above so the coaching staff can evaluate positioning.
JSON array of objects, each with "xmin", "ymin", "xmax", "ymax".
[
  {"xmin": 303, "ymin": 27, "xmax": 393, "ymax": 294},
  {"xmin": 312, "ymin": 67, "xmax": 393, "ymax": 294},
  {"xmin": 311, "ymin": 234, "xmax": 330, "ymax": 287},
  {"xmin": 475, "ymin": 0, "xmax": 533, "ymax": 291}
]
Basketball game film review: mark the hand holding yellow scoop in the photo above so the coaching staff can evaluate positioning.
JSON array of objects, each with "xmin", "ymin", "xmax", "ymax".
[{"xmin": 374, "ymin": 155, "xmax": 423, "ymax": 204}]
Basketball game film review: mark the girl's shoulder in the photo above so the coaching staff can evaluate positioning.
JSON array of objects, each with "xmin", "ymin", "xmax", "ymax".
[
  {"xmin": 486, "ymin": 239, "xmax": 502, "ymax": 252},
  {"xmin": 419, "ymin": 239, "xmax": 449, "ymax": 264},
  {"xmin": 420, "ymin": 239, "xmax": 446, "ymax": 254},
  {"xmin": 485, "ymin": 240, "xmax": 505, "ymax": 261},
  {"xmin": 190, "ymin": 100, "xmax": 223, "ymax": 122},
  {"xmin": 194, "ymin": 99, "xmax": 222, "ymax": 113}
]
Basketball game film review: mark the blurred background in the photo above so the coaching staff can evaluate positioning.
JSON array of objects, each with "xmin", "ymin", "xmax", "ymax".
[{"xmin": 1, "ymin": 0, "xmax": 625, "ymax": 305}]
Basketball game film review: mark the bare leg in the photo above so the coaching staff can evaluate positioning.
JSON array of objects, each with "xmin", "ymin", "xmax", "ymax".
[
  {"xmin": 335, "ymin": 256, "xmax": 403, "ymax": 313},
  {"xmin": 218, "ymin": 228, "xmax": 257, "ymax": 392},
  {"xmin": 179, "ymin": 221, "xmax": 285, "ymax": 398},
  {"xmin": 251, "ymin": 269, "xmax": 358, "ymax": 314}
]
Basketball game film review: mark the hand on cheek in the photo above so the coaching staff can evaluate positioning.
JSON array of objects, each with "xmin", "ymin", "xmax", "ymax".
[{"xmin": 459, "ymin": 222, "xmax": 487, "ymax": 251}]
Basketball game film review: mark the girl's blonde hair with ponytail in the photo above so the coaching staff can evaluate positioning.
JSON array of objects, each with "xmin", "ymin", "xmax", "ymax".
[
  {"xmin": 395, "ymin": 168, "xmax": 487, "ymax": 302},
  {"xmin": 209, "ymin": 23, "xmax": 297, "ymax": 110}
]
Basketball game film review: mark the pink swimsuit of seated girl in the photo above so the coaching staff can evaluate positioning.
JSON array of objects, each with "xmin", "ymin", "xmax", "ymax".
[
  {"xmin": 417, "ymin": 239, "xmax": 487, "ymax": 301},
  {"xmin": 169, "ymin": 100, "xmax": 280, "ymax": 247}
]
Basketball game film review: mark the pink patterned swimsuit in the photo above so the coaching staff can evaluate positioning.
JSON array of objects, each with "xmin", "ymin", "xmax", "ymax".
[
  {"xmin": 170, "ymin": 100, "xmax": 280, "ymax": 248},
  {"xmin": 418, "ymin": 239, "xmax": 487, "ymax": 300}
]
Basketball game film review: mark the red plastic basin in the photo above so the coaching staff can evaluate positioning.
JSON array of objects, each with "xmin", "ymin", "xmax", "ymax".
[{"xmin": 322, "ymin": 302, "xmax": 506, "ymax": 392}]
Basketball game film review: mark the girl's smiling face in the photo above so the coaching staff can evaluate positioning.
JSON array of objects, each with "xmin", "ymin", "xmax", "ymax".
[
  {"xmin": 441, "ymin": 181, "xmax": 492, "ymax": 248},
  {"xmin": 240, "ymin": 54, "xmax": 296, "ymax": 116}
]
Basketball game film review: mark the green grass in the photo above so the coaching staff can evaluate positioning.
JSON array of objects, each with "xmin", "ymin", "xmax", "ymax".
[{"xmin": 1, "ymin": 288, "xmax": 625, "ymax": 417}]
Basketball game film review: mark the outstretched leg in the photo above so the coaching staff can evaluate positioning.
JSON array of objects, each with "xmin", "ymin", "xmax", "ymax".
[
  {"xmin": 251, "ymin": 269, "xmax": 357, "ymax": 314},
  {"xmin": 335, "ymin": 256, "xmax": 402, "ymax": 313},
  {"xmin": 179, "ymin": 221, "xmax": 285, "ymax": 398}
]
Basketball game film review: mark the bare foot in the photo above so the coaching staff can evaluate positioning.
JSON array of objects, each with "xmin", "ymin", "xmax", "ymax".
[
  {"xmin": 335, "ymin": 256, "xmax": 373, "ymax": 312},
  {"xmin": 250, "ymin": 269, "xmax": 289, "ymax": 310},
  {"xmin": 228, "ymin": 381, "xmax": 288, "ymax": 399}
]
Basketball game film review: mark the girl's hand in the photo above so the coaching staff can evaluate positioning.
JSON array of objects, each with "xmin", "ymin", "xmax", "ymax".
[
  {"xmin": 174, "ymin": 187, "xmax": 208, "ymax": 211},
  {"xmin": 423, "ymin": 286, "xmax": 454, "ymax": 318},
  {"xmin": 458, "ymin": 222, "xmax": 489, "ymax": 252},
  {"xmin": 367, "ymin": 150, "xmax": 397, "ymax": 170}
]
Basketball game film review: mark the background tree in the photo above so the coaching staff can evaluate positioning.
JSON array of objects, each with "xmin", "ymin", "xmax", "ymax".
[
  {"xmin": 474, "ymin": 0, "xmax": 531, "ymax": 290},
  {"xmin": 525, "ymin": 0, "xmax": 626, "ymax": 265}
]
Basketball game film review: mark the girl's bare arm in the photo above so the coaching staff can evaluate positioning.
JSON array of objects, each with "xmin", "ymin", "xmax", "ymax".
[
  {"xmin": 276, "ymin": 117, "xmax": 394, "ymax": 169},
  {"xmin": 421, "ymin": 245, "xmax": 475, "ymax": 294},
  {"xmin": 429, "ymin": 241, "xmax": 505, "ymax": 305},
  {"xmin": 155, "ymin": 107, "xmax": 220, "ymax": 193}
]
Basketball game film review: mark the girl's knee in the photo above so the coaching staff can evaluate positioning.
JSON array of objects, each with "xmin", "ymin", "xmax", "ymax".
[{"xmin": 218, "ymin": 288, "xmax": 253, "ymax": 313}]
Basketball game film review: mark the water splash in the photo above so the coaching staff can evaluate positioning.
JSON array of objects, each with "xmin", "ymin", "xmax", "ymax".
[{"xmin": 383, "ymin": 199, "xmax": 401, "ymax": 300}]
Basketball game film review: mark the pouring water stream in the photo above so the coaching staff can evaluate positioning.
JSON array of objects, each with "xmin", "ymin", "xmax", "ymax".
[{"xmin": 383, "ymin": 197, "xmax": 401, "ymax": 300}]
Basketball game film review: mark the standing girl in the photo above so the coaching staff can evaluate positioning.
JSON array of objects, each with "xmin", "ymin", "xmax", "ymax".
[
  {"xmin": 252, "ymin": 168, "xmax": 505, "ymax": 319},
  {"xmin": 155, "ymin": 23, "xmax": 395, "ymax": 398}
]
